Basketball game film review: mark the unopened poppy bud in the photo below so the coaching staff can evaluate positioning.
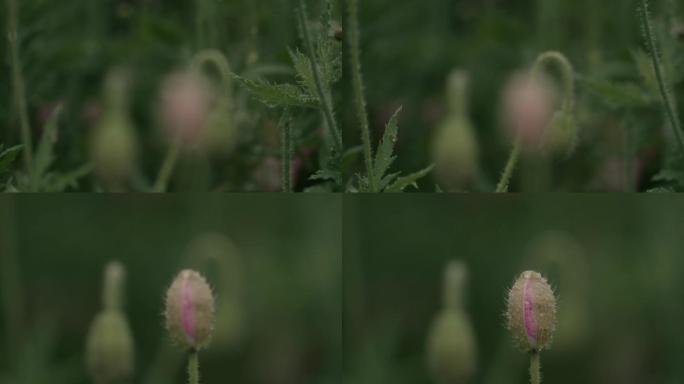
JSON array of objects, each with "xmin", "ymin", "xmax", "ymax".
[
  {"xmin": 501, "ymin": 73, "xmax": 555, "ymax": 152},
  {"xmin": 426, "ymin": 261, "xmax": 477, "ymax": 384},
  {"xmin": 542, "ymin": 107, "xmax": 577, "ymax": 158},
  {"xmin": 506, "ymin": 271, "xmax": 557, "ymax": 352},
  {"xmin": 87, "ymin": 312, "xmax": 135, "ymax": 384},
  {"xmin": 165, "ymin": 269, "xmax": 215, "ymax": 351},
  {"xmin": 91, "ymin": 71, "xmax": 138, "ymax": 188},
  {"xmin": 432, "ymin": 71, "xmax": 479, "ymax": 189},
  {"xmin": 86, "ymin": 261, "xmax": 134, "ymax": 384},
  {"xmin": 158, "ymin": 71, "xmax": 211, "ymax": 149}
]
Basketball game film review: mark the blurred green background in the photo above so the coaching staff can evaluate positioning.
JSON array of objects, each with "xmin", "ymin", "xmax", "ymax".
[
  {"xmin": 0, "ymin": 195, "xmax": 341, "ymax": 384},
  {"xmin": 1, "ymin": 0, "xmax": 339, "ymax": 191},
  {"xmin": 344, "ymin": 196, "xmax": 684, "ymax": 383},
  {"xmin": 344, "ymin": 0, "xmax": 684, "ymax": 191}
]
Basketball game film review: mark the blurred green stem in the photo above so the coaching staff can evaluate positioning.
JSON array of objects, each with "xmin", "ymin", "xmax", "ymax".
[
  {"xmin": 531, "ymin": 51, "xmax": 575, "ymax": 112},
  {"xmin": 6, "ymin": 0, "xmax": 33, "ymax": 175},
  {"xmin": 529, "ymin": 351, "xmax": 541, "ymax": 384},
  {"xmin": 295, "ymin": 0, "xmax": 343, "ymax": 154},
  {"xmin": 188, "ymin": 350, "xmax": 199, "ymax": 384},
  {"xmin": 280, "ymin": 110, "xmax": 293, "ymax": 192},
  {"xmin": 496, "ymin": 138, "xmax": 521, "ymax": 192},
  {"xmin": 153, "ymin": 140, "xmax": 180, "ymax": 192},
  {"xmin": 639, "ymin": 0, "xmax": 684, "ymax": 155},
  {"xmin": 191, "ymin": 50, "xmax": 234, "ymax": 101},
  {"xmin": 347, "ymin": 0, "xmax": 376, "ymax": 192}
]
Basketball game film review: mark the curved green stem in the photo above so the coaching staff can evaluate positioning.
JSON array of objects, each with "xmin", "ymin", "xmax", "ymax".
[
  {"xmin": 280, "ymin": 110, "xmax": 293, "ymax": 192},
  {"xmin": 6, "ymin": 0, "xmax": 33, "ymax": 175},
  {"xmin": 188, "ymin": 350, "xmax": 199, "ymax": 384},
  {"xmin": 153, "ymin": 140, "xmax": 181, "ymax": 192},
  {"xmin": 295, "ymin": 0, "xmax": 343, "ymax": 154},
  {"xmin": 496, "ymin": 138, "xmax": 522, "ymax": 193},
  {"xmin": 529, "ymin": 351, "xmax": 541, "ymax": 384},
  {"xmin": 346, "ymin": 0, "xmax": 376, "ymax": 192},
  {"xmin": 191, "ymin": 49, "xmax": 234, "ymax": 100},
  {"xmin": 531, "ymin": 51, "xmax": 575, "ymax": 112},
  {"xmin": 639, "ymin": 0, "xmax": 684, "ymax": 154}
]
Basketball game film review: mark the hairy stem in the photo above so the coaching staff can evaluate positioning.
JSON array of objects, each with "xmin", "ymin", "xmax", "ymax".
[
  {"xmin": 6, "ymin": 0, "xmax": 33, "ymax": 175},
  {"xmin": 531, "ymin": 51, "xmax": 575, "ymax": 111},
  {"xmin": 153, "ymin": 140, "xmax": 180, "ymax": 192},
  {"xmin": 639, "ymin": 0, "xmax": 684, "ymax": 154},
  {"xmin": 529, "ymin": 351, "xmax": 541, "ymax": 384},
  {"xmin": 280, "ymin": 111, "xmax": 293, "ymax": 192},
  {"xmin": 496, "ymin": 138, "xmax": 522, "ymax": 193},
  {"xmin": 346, "ymin": 0, "xmax": 376, "ymax": 191},
  {"xmin": 295, "ymin": 0, "xmax": 343, "ymax": 154},
  {"xmin": 188, "ymin": 350, "xmax": 200, "ymax": 384},
  {"xmin": 191, "ymin": 49, "xmax": 233, "ymax": 101}
]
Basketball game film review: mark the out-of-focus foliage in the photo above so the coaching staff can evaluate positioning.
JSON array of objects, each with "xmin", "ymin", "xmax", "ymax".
[
  {"xmin": 345, "ymin": 196, "xmax": 684, "ymax": 383},
  {"xmin": 0, "ymin": 195, "xmax": 341, "ymax": 384},
  {"xmin": 344, "ymin": 0, "xmax": 684, "ymax": 191},
  {"xmin": 1, "ymin": 0, "xmax": 342, "ymax": 191}
]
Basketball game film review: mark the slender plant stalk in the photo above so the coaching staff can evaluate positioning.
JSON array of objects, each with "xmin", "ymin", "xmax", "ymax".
[
  {"xmin": 531, "ymin": 51, "xmax": 575, "ymax": 111},
  {"xmin": 496, "ymin": 138, "xmax": 522, "ymax": 192},
  {"xmin": 6, "ymin": 0, "xmax": 33, "ymax": 175},
  {"xmin": 191, "ymin": 49, "xmax": 234, "ymax": 101},
  {"xmin": 346, "ymin": 0, "xmax": 376, "ymax": 192},
  {"xmin": 529, "ymin": 351, "xmax": 541, "ymax": 384},
  {"xmin": 153, "ymin": 140, "xmax": 181, "ymax": 192},
  {"xmin": 188, "ymin": 350, "xmax": 200, "ymax": 384},
  {"xmin": 295, "ymin": 0, "xmax": 343, "ymax": 154},
  {"xmin": 280, "ymin": 111, "xmax": 293, "ymax": 192},
  {"xmin": 639, "ymin": 0, "xmax": 684, "ymax": 154}
]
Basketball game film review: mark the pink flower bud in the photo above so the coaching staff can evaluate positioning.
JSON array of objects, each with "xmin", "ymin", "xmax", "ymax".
[
  {"xmin": 501, "ymin": 73, "xmax": 555, "ymax": 152},
  {"xmin": 165, "ymin": 269, "xmax": 215, "ymax": 351},
  {"xmin": 158, "ymin": 71, "xmax": 212, "ymax": 149},
  {"xmin": 506, "ymin": 271, "xmax": 557, "ymax": 352}
]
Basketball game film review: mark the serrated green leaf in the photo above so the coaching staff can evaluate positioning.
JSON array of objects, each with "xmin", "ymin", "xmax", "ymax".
[
  {"xmin": 234, "ymin": 75, "xmax": 319, "ymax": 108},
  {"xmin": 43, "ymin": 164, "xmax": 93, "ymax": 192},
  {"xmin": 34, "ymin": 105, "xmax": 62, "ymax": 180},
  {"xmin": 373, "ymin": 106, "xmax": 402, "ymax": 186},
  {"xmin": 378, "ymin": 172, "xmax": 400, "ymax": 191},
  {"xmin": 0, "ymin": 145, "xmax": 23, "ymax": 173},
  {"xmin": 289, "ymin": 49, "xmax": 317, "ymax": 97},
  {"xmin": 309, "ymin": 168, "xmax": 341, "ymax": 183},
  {"xmin": 384, "ymin": 164, "xmax": 435, "ymax": 192},
  {"xmin": 580, "ymin": 77, "xmax": 652, "ymax": 109}
]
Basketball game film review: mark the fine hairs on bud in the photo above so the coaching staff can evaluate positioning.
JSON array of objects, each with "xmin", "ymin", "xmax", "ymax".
[
  {"xmin": 165, "ymin": 269, "xmax": 215, "ymax": 351},
  {"xmin": 506, "ymin": 270, "xmax": 557, "ymax": 352},
  {"xmin": 426, "ymin": 260, "xmax": 477, "ymax": 384},
  {"xmin": 86, "ymin": 261, "xmax": 134, "ymax": 384}
]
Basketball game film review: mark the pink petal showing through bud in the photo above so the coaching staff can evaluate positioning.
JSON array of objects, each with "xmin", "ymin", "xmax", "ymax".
[
  {"xmin": 181, "ymin": 277, "xmax": 196, "ymax": 344},
  {"xmin": 523, "ymin": 276, "xmax": 538, "ymax": 348}
]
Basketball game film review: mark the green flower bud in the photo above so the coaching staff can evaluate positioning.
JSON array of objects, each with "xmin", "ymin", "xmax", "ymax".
[
  {"xmin": 506, "ymin": 271, "xmax": 557, "ymax": 352},
  {"xmin": 86, "ymin": 261, "xmax": 134, "ymax": 384},
  {"xmin": 432, "ymin": 71, "xmax": 480, "ymax": 189},
  {"xmin": 165, "ymin": 269, "xmax": 215, "ymax": 351},
  {"xmin": 542, "ymin": 107, "xmax": 577, "ymax": 158},
  {"xmin": 199, "ymin": 95, "xmax": 237, "ymax": 155},
  {"xmin": 427, "ymin": 261, "xmax": 477, "ymax": 384},
  {"xmin": 87, "ymin": 312, "xmax": 135, "ymax": 384},
  {"xmin": 91, "ymin": 71, "xmax": 138, "ymax": 188}
]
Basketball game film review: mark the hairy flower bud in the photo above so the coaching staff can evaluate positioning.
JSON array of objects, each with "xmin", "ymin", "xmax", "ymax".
[
  {"xmin": 501, "ymin": 73, "xmax": 555, "ymax": 152},
  {"xmin": 427, "ymin": 261, "xmax": 477, "ymax": 384},
  {"xmin": 506, "ymin": 271, "xmax": 557, "ymax": 352},
  {"xmin": 165, "ymin": 269, "xmax": 215, "ymax": 351}
]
